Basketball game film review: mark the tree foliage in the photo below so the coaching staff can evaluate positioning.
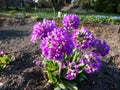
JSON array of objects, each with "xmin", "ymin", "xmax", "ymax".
[{"xmin": 95, "ymin": 0, "xmax": 120, "ymax": 13}]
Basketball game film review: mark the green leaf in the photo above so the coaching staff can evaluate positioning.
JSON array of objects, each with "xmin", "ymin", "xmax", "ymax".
[
  {"xmin": 0, "ymin": 64, "xmax": 3, "ymax": 71},
  {"xmin": 6, "ymin": 54, "xmax": 15, "ymax": 62},
  {"xmin": 76, "ymin": 73, "xmax": 86, "ymax": 83},
  {"xmin": 63, "ymin": 80, "xmax": 78, "ymax": 90},
  {"xmin": 58, "ymin": 83, "xmax": 66, "ymax": 90},
  {"xmin": 60, "ymin": 69, "xmax": 67, "ymax": 78},
  {"xmin": 54, "ymin": 86, "xmax": 61, "ymax": 90},
  {"xmin": 0, "ymin": 57, "xmax": 7, "ymax": 64},
  {"xmin": 45, "ymin": 60, "xmax": 59, "ymax": 71},
  {"xmin": 48, "ymin": 73, "xmax": 57, "ymax": 83}
]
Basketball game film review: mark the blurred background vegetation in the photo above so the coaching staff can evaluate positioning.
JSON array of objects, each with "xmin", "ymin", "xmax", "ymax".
[
  {"xmin": 0, "ymin": 0, "xmax": 120, "ymax": 24},
  {"xmin": 0, "ymin": 0, "xmax": 120, "ymax": 14}
]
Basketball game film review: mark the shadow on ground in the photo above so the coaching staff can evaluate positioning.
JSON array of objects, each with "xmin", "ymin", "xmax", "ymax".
[
  {"xmin": 0, "ymin": 29, "xmax": 30, "ymax": 40},
  {"xmin": 78, "ymin": 60, "xmax": 120, "ymax": 90},
  {"xmin": 0, "ymin": 51, "xmax": 120, "ymax": 90}
]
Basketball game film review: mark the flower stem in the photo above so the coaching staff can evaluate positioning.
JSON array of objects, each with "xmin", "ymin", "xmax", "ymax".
[
  {"xmin": 73, "ymin": 50, "xmax": 77, "ymax": 62},
  {"xmin": 58, "ymin": 62, "xmax": 62, "ymax": 78}
]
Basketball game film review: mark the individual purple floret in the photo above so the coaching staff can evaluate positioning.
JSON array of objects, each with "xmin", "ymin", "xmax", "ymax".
[
  {"xmin": 30, "ymin": 19, "xmax": 58, "ymax": 43},
  {"xmin": 80, "ymin": 52, "xmax": 102, "ymax": 73},
  {"xmin": 0, "ymin": 50, "xmax": 4, "ymax": 55},
  {"xmin": 91, "ymin": 39, "xmax": 110, "ymax": 56},
  {"xmin": 72, "ymin": 27, "xmax": 94, "ymax": 50},
  {"xmin": 40, "ymin": 28, "xmax": 74, "ymax": 61},
  {"xmin": 65, "ymin": 61, "xmax": 79, "ymax": 80},
  {"xmin": 62, "ymin": 14, "xmax": 80, "ymax": 30}
]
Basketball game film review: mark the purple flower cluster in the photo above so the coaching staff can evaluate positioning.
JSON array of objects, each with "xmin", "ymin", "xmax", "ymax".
[
  {"xmin": 72, "ymin": 27, "xmax": 94, "ymax": 50},
  {"xmin": 40, "ymin": 28, "xmax": 74, "ymax": 61},
  {"xmin": 91, "ymin": 39, "xmax": 110, "ymax": 56},
  {"xmin": 30, "ymin": 19, "xmax": 58, "ymax": 43},
  {"xmin": 62, "ymin": 14, "xmax": 80, "ymax": 30},
  {"xmin": 30, "ymin": 14, "xmax": 110, "ymax": 82},
  {"xmin": 80, "ymin": 52, "xmax": 102, "ymax": 73},
  {"xmin": 65, "ymin": 61, "xmax": 79, "ymax": 80}
]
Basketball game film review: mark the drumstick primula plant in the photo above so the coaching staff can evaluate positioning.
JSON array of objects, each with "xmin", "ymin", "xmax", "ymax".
[{"xmin": 30, "ymin": 14, "xmax": 110, "ymax": 90}]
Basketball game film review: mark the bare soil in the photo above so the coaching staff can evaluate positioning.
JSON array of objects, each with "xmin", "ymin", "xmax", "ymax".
[{"xmin": 0, "ymin": 17, "xmax": 120, "ymax": 90}]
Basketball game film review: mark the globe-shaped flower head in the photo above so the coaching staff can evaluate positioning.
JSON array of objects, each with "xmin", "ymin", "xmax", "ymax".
[
  {"xmin": 40, "ymin": 28, "xmax": 74, "ymax": 61},
  {"xmin": 79, "ymin": 52, "xmax": 102, "ymax": 73},
  {"xmin": 91, "ymin": 39, "xmax": 110, "ymax": 56},
  {"xmin": 62, "ymin": 14, "xmax": 80, "ymax": 30},
  {"xmin": 30, "ymin": 19, "xmax": 58, "ymax": 43},
  {"xmin": 72, "ymin": 27, "xmax": 94, "ymax": 50},
  {"xmin": 65, "ymin": 61, "xmax": 79, "ymax": 80}
]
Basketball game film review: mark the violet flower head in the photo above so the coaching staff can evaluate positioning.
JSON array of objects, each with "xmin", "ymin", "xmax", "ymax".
[
  {"xmin": 40, "ymin": 28, "xmax": 74, "ymax": 61},
  {"xmin": 0, "ymin": 50, "xmax": 4, "ymax": 55},
  {"xmin": 91, "ymin": 39, "xmax": 110, "ymax": 56},
  {"xmin": 72, "ymin": 27, "xmax": 94, "ymax": 50},
  {"xmin": 62, "ymin": 14, "xmax": 80, "ymax": 30},
  {"xmin": 30, "ymin": 20, "xmax": 58, "ymax": 43},
  {"xmin": 80, "ymin": 52, "xmax": 102, "ymax": 73},
  {"xmin": 65, "ymin": 61, "xmax": 79, "ymax": 80}
]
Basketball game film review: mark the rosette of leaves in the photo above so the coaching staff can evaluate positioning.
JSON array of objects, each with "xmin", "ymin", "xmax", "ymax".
[
  {"xmin": 39, "ymin": 49, "xmax": 86, "ymax": 90},
  {"xmin": 0, "ymin": 53, "xmax": 15, "ymax": 71}
]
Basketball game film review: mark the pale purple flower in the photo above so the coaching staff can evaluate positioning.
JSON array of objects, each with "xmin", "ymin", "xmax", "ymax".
[
  {"xmin": 62, "ymin": 14, "xmax": 80, "ymax": 30},
  {"xmin": 35, "ymin": 57, "xmax": 41, "ymax": 66},
  {"xmin": 0, "ymin": 50, "xmax": 4, "ymax": 55}
]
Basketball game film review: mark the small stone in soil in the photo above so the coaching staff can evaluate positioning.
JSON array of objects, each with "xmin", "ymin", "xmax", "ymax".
[{"xmin": 0, "ymin": 83, "xmax": 4, "ymax": 89}]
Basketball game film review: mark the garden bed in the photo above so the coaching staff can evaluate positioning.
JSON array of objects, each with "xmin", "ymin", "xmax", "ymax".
[{"xmin": 0, "ymin": 17, "xmax": 120, "ymax": 90}]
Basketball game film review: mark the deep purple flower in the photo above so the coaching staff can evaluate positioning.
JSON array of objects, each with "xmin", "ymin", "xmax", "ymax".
[
  {"xmin": 65, "ymin": 61, "xmax": 79, "ymax": 80},
  {"xmin": 30, "ymin": 19, "xmax": 58, "ymax": 43},
  {"xmin": 0, "ymin": 50, "xmax": 4, "ymax": 55},
  {"xmin": 91, "ymin": 39, "xmax": 110, "ymax": 56},
  {"xmin": 72, "ymin": 27, "xmax": 94, "ymax": 50},
  {"xmin": 40, "ymin": 28, "xmax": 74, "ymax": 61},
  {"xmin": 62, "ymin": 14, "xmax": 80, "ymax": 30},
  {"xmin": 80, "ymin": 52, "xmax": 102, "ymax": 73}
]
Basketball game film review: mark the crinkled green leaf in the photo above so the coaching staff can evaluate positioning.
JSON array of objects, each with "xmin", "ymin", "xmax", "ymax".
[
  {"xmin": 48, "ymin": 73, "xmax": 57, "ymax": 83},
  {"xmin": 0, "ymin": 57, "xmax": 7, "ymax": 64}
]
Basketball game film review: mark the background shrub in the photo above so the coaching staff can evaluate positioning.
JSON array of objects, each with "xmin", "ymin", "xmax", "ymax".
[
  {"xmin": 95, "ymin": 0, "xmax": 120, "ymax": 14},
  {"xmin": 117, "ymin": 3, "xmax": 120, "ymax": 13}
]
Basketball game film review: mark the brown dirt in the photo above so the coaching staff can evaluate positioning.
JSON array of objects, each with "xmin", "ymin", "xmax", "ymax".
[{"xmin": 0, "ymin": 17, "xmax": 120, "ymax": 90}]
